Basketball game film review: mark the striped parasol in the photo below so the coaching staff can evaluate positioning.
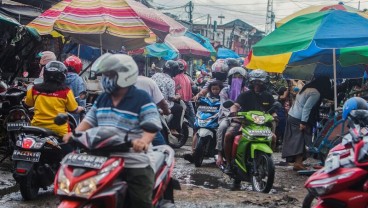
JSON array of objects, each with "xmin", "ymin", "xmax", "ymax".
[
  {"xmin": 27, "ymin": 0, "xmax": 151, "ymax": 50},
  {"xmin": 127, "ymin": 0, "xmax": 186, "ymax": 40},
  {"xmin": 165, "ymin": 34, "xmax": 210, "ymax": 57}
]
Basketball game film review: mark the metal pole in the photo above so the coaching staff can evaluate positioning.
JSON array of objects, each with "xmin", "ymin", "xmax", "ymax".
[{"xmin": 333, "ymin": 48, "xmax": 338, "ymax": 110}]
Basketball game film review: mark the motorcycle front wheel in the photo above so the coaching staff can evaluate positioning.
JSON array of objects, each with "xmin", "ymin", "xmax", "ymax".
[
  {"xmin": 251, "ymin": 151, "xmax": 275, "ymax": 193},
  {"xmin": 193, "ymin": 138, "xmax": 206, "ymax": 167},
  {"xmin": 302, "ymin": 192, "xmax": 318, "ymax": 208},
  {"xmin": 163, "ymin": 122, "xmax": 189, "ymax": 148}
]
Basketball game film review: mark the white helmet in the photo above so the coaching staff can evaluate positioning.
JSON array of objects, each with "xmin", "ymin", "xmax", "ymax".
[
  {"xmin": 92, "ymin": 53, "xmax": 138, "ymax": 88},
  {"xmin": 227, "ymin": 67, "xmax": 247, "ymax": 78}
]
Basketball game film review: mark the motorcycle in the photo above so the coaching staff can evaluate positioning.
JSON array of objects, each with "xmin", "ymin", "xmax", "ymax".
[
  {"xmin": 160, "ymin": 100, "xmax": 189, "ymax": 148},
  {"xmin": 53, "ymin": 114, "xmax": 180, "ymax": 207},
  {"xmin": 221, "ymin": 100, "xmax": 281, "ymax": 193},
  {"xmin": 303, "ymin": 109, "xmax": 368, "ymax": 208},
  {"xmin": 0, "ymin": 86, "xmax": 32, "ymax": 162},
  {"xmin": 12, "ymin": 125, "xmax": 63, "ymax": 200},
  {"xmin": 192, "ymin": 96, "xmax": 221, "ymax": 167}
]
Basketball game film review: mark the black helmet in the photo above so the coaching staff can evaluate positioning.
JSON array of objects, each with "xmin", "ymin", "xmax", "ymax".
[
  {"xmin": 163, "ymin": 60, "xmax": 180, "ymax": 77},
  {"xmin": 44, "ymin": 61, "xmax": 67, "ymax": 83},
  {"xmin": 226, "ymin": 58, "xmax": 240, "ymax": 69},
  {"xmin": 249, "ymin": 69, "xmax": 268, "ymax": 84}
]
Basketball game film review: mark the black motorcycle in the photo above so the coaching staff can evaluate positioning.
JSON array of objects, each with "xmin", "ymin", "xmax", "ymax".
[{"xmin": 0, "ymin": 87, "xmax": 32, "ymax": 162}]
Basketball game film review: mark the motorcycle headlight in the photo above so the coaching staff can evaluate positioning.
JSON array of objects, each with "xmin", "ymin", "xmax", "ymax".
[
  {"xmin": 72, "ymin": 160, "xmax": 120, "ymax": 198},
  {"xmin": 57, "ymin": 168, "xmax": 70, "ymax": 194},
  {"xmin": 251, "ymin": 114, "xmax": 265, "ymax": 125},
  {"xmin": 307, "ymin": 171, "xmax": 354, "ymax": 196}
]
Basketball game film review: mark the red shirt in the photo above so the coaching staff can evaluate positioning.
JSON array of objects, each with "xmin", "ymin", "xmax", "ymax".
[{"xmin": 173, "ymin": 73, "xmax": 192, "ymax": 102}]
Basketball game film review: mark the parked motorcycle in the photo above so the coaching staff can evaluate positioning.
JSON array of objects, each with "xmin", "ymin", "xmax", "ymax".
[
  {"xmin": 53, "ymin": 114, "xmax": 180, "ymax": 207},
  {"xmin": 12, "ymin": 125, "xmax": 63, "ymax": 200},
  {"xmin": 160, "ymin": 100, "xmax": 189, "ymax": 148},
  {"xmin": 0, "ymin": 86, "xmax": 32, "ymax": 162},
  {"xmin": 220, "ymin": 100, "xmax": 281, "ymax": 193},
  {"xmin": 193, "ymin": 96, "xmax": 221, "ymax": 167},
  {"xmin": 303, "ymin": 109, "xmax": 368, "ymax": 208}
]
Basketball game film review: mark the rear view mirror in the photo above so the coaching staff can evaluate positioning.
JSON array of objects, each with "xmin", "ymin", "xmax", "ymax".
[
  {"xmin": 54, "ymin": 113, "xmax": 69, "ymax": 126},
  {"xmin": 223, "ymin": 100, "xmax": 234, "ymax": 109}
]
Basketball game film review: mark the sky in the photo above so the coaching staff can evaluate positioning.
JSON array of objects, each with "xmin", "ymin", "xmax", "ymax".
[{"xmin": 150, "ymin": 0, "xmax": 368, "ymax": 31}]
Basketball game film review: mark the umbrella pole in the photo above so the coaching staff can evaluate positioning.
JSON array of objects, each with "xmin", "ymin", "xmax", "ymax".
[{"xmin": 333, "ymin": 48, "xmax": 338, "ymax": 110}]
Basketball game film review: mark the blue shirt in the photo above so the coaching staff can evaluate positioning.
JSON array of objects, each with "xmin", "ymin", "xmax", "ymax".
[{"xmin": 84, "ymin": 86, "xmax": 162, "ymax": 168}]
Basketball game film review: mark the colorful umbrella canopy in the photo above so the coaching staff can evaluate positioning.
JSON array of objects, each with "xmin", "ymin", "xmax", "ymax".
[
  {"xmin": 127, "ymin": 0, "xmax": 186, "ymax": 40},
  {"xmin": 248, "ymin": 10, "xmax": 368, "ymax": 109},
  {"xmin": 217, "ymin": 48, "xmax": 240, "ymax": 59},
  {"xmin": 184, "ymin": 31, "xmax": 216, "ymax": 57},
  {"xmin": 276, "ymin": 2, "xmax": 361, "ymax": 27},
  {"xmin": 27, "ymin": 0, "xmax": 151, "ymax": 50},
  {"xmin": 165, "ymin": 34, "xmax": 211, "ymax": 57}
]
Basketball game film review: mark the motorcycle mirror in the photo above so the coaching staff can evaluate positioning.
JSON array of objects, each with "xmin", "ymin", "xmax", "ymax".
[
  {"xmin": 54, "ymin": 113, "xmax": 69, "ymax": 126},
  {"xmin": 223, "ymin": 100, "xmax": 234, "ymax": 109},
  {"xmin": 267, "ymin": 101, "xmax": 282, "ymax": 113},
  {"xmin": 140, "ymin": 122, "xmax": 160, "ymax": 133}
]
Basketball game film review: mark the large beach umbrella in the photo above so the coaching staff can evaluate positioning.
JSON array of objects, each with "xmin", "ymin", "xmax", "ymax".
[
  {"xmin": 165, "ymin": 34, "xmax": 211, "ymax": 57},
  {"xmin": 276, "ymin": 2, "xmax": 361, "ymax": 27},
  {"xmin": 127, "ymin": 0, "xmax": 186, "ymax": 40},
  {"xmin": 247, "ymin": 10, "xmax": 368, "ymax": 109},
  {"xmin": 27, "ymin": 0, "xmax": 151, "ymax": 50},
  {"xmin": 184, "ymin": 31, "xmax": 216, "ymax": 58}
]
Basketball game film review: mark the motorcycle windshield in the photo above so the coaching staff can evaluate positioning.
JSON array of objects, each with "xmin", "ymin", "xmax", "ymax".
[{"xmin": 73, "ymin": 127, "xmax": 138, "ymax": 151}]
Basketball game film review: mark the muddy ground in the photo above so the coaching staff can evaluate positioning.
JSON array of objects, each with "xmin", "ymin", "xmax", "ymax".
[{"xmin": 0, "ymin": 137, "xmax": 316, "ymax": 208}]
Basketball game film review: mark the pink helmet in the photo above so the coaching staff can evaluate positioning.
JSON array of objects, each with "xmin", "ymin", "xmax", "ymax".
[
  {"xmin": 211, "ymin": 59, "xmax": 229, "ymax": 73},
  {"xmin": 39, "ymin": 51, "xmax": 56, "ymax": 65},
  {"xmin": 177, "ymin": 59, "xmax": 188, "ymax": 72}
]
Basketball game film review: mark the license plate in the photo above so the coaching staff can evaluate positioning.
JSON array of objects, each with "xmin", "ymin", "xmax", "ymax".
[
  {"xmin": 62, "ymin": 153, "xmax": 108, "ymax": 169},
  {"xmin": 12, "ymin": 150, "xmax": 41, "ymax": 162},
  {"xmin": 7, "ymin": 122, "xmax": 29, "ymax": 131},
  {"xmin": 324, "ymin": 155, "xmax": 340, "ymax": 173},
  {"xmin": 197, "ymin": 106, "xmax": 218, "ymax": 113}
]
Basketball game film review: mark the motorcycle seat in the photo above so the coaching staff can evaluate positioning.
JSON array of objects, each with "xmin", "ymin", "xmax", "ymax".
[
  {"xmin": 21, "ymin": 126, "xmax": 60, "ymax": 137},
  {"xmin": 149, "ymin": 151, "xmax": 166, "ymax": 173}
]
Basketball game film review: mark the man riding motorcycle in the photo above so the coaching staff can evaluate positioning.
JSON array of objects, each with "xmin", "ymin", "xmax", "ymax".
[
  {"xmin": 223, "ymin": 69, "xmax": 276, "ymax": 174},
  {"xmin": 63, "ymin": 53, "xmax": 162, "ymax": 208}
]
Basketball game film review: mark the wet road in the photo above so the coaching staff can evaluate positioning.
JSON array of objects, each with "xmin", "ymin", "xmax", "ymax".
[{"xmin": 0, "ymin": 138, "xmax": 313, "ymax": 208}]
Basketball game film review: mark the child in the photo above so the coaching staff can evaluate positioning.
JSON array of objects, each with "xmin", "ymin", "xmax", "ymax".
[{"xmin": 207, "ymin": 80, "xmax": 223, "ymax": 99}]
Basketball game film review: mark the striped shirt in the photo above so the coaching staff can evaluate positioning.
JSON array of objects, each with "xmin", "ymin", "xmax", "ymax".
[{"xmin": 84, "ymin": 86, "xmax": 162, "ymax": 168}]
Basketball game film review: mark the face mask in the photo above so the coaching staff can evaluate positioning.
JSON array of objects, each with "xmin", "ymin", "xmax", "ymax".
[
  {"xmin": 101, "ymin": 74, "xmax": 118, "ymax": 94},
  {"xmin": 229, "ymin": 78, "xmax": 243, "ymax": 101}
]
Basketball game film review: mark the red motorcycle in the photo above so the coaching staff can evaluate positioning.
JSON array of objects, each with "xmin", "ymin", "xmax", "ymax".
[
  {"xmin": 303, "ymin": 110, "xmax": 368, "ymax": 208},
  {"xmin": 53, "ymin": 114, "xmax": 180, "ymax": 208}
]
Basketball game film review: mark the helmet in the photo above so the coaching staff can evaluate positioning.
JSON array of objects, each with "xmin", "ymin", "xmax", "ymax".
[
  {"xmin": 43, "ymin": 61, "xmax": 67, "ymax": 83},
  {"xmin": 177, "ymin": 59, "xmax": 188, "ymax": 72},
  {"xmin": 228, "ymin": 67, "xmax": 247, "ymax": 78},
  {"xmin": 39, "ymin": 51, "xmax": 56, "ymax": 65},
  {"xmin": 91, "ymin": 53, "xmax": 138, "ymax": 88},
  {"xmin": 249, "ymin": 69, "xmax": 268, "ymax": 84},
  {"xmin": 163, "ymin": 60, "xmax": 180, "ymax": 77},
  {"xmin": 226, "ymin": 58, "xmax": 240, "ymax": 69},
  {"xmin": 342, "ymin": 97, "xmax": 368, "ymax": 120},
  {"xmin": 64, "ymin": 55, "xmax": 83, "ymax": 74},
  {"xmin": 211, "ymin": 59, "xmax": 229, "ymax": 73}
]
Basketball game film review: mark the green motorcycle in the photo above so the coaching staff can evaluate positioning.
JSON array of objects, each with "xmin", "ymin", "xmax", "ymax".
[{"xmin": 222, "ymin": 101, "xmax": 281, "ymax": 193}]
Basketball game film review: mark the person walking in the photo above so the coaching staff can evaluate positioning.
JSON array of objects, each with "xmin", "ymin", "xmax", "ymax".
[{"xmin": 282, "ymin": 76, "xmax": 333, "ymax": 171}]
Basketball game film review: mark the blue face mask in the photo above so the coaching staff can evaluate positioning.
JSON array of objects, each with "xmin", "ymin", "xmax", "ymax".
[{"xmin": 101, "ymin": 74, "xmax": 118, "ymax": 94}]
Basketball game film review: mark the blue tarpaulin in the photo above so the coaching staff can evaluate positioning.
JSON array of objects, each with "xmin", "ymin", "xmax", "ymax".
[
  {"xmin": 185, "ymin": 31, "xmax": 216, "ymax": 57},
  {"xmin": 217, "ymin": 47, "xmax": 240, "ymax": 59},
  {"xmin": 145, "ymin": 43, "xmax": 178, "ymax": 60}
]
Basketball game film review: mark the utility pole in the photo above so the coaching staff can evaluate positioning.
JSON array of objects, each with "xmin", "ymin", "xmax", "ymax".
[
  {"xmin": 218, "ymin": 14, "xmax": 225, "ymax": 25},
  {"xmin": 185, "ymin": 1, "xmax": 194, "ymax": 23},
  {"xmin": 206, "ymin": 14, "xmax": 210, "ymax": 37},
  {"xmin": 265, "ymin": 0, "xmax": 275, "ymax": 35}
]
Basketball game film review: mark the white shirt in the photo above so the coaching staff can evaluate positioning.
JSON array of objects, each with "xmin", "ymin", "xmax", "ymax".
[{"xmin": 135, "ymin": 76, "xmax": 165, "ymax": 104}]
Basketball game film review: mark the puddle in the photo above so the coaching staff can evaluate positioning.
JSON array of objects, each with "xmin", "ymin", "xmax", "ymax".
[{"xmin": 180, "ymin": 173, "xmax": 232, "ymax": 189}]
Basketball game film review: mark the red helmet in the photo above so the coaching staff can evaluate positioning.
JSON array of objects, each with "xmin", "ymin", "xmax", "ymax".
[
  {"xmin": 177, "ymin": 59, "xmax": 188, "ymax": 72},
  {"xmin": 64, "ymin": 55, "xmax": 83, "ymax": 74}
]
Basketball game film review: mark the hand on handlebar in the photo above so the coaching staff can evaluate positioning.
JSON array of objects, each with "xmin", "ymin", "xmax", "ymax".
[{"xmin": 131, "ymin": 139, "xmax": 149, "ymax": 152}]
